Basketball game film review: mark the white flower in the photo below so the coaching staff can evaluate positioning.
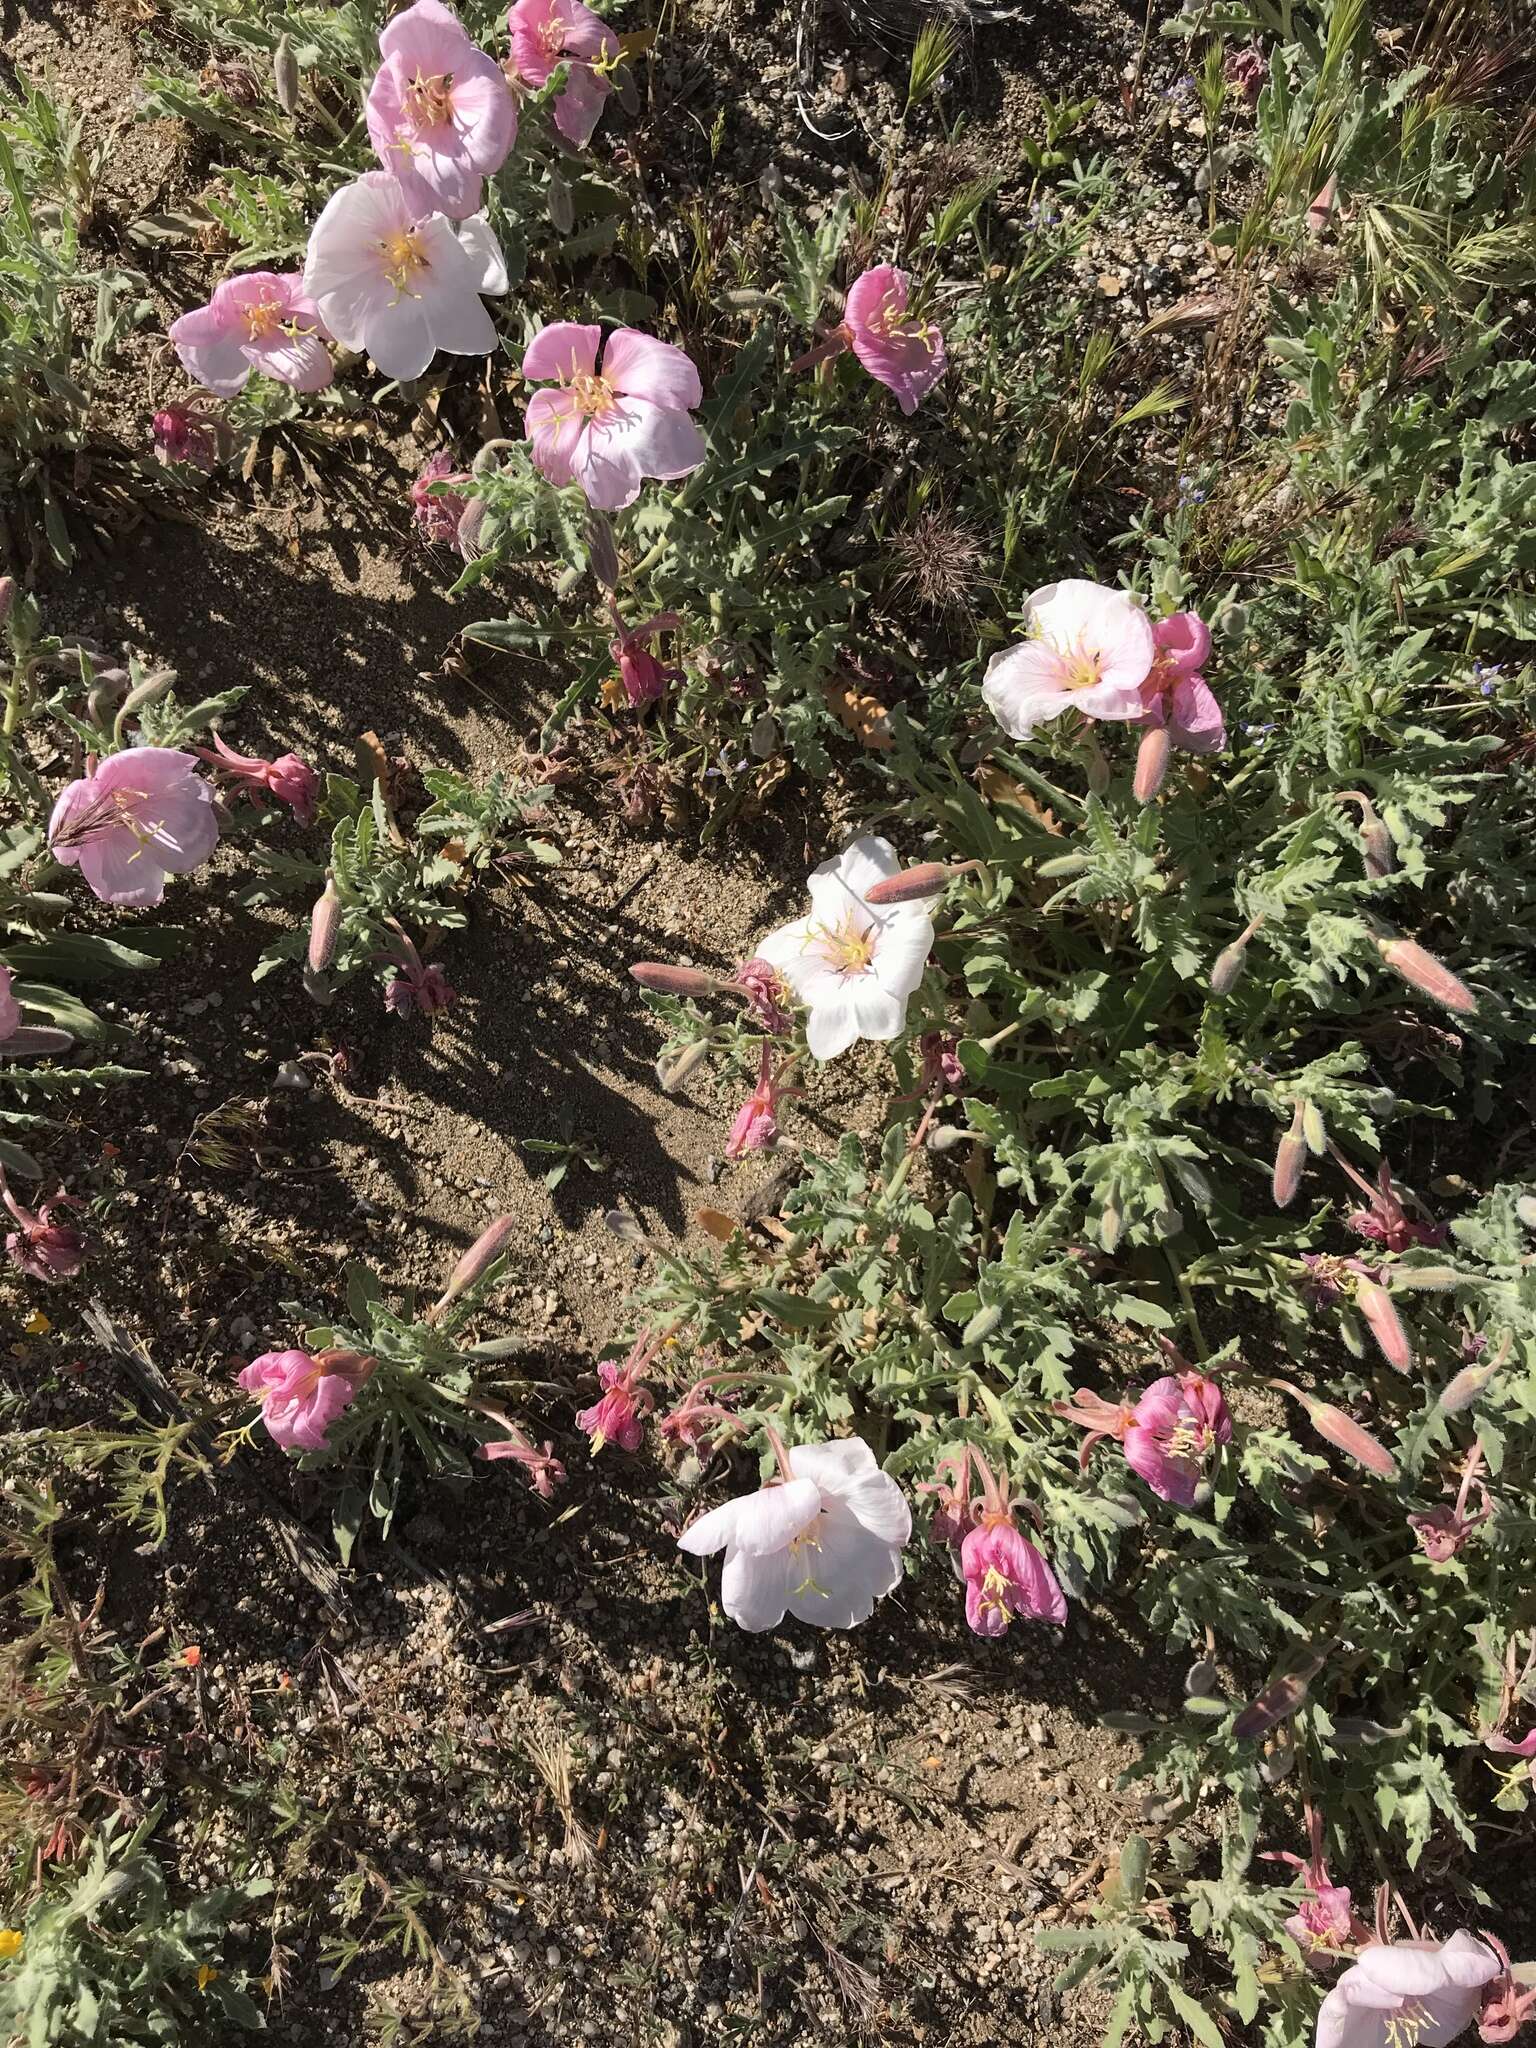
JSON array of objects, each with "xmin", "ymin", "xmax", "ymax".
[
  {"xmin": 1316, "ymin": 1934, "xmax": 1501, "ymax": 2048},
  {"xmin": 754, "ymin": 836, "xmax": 934, "ymax": 1061},
  {"xmin": 982, "ymin": 577, "xmax": 1155, "ymax": 740},
  {"xmin": 679, "ymin": 1437, "xmax": 912, "ymax": 1631},
  {"xmin": 302, "ymin": 171, "xmax": 508, "ymax": 383}
]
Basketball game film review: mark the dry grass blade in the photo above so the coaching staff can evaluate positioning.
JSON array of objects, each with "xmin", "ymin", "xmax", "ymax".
[{"xmin": 523, "ymin": 1726, "xmax": 596, "ymax": 1869}]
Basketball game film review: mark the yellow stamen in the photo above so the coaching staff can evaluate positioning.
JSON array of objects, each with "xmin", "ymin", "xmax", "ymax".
[
  {"xmin": 379, "ymin": 227, "xmax": 431, "ymax": 297},
  {"xmin": 242, "ymin": 297, "xmax": 285, "ymax": 341},
  {"xmin": 811, "ymin": 914, "xmax": 876, "ymax": 976},
  {"xmin": 401, "ymin": 68, "xmax": 455, "ymax": 129}
]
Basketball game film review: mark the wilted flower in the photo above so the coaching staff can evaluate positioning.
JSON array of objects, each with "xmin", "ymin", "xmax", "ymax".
[
  {"xmin": 507, "ymin": 0, "xmax": 622, "ymax": 149},
  {"xmin": 196, "ymin": 731, "xmax": 319, "ymax": 825},
  {"xmin": 725, "ymin": 1045, "xmax": 798, "ymax": 1158},
  {"xmin": 1316, "ymin": 1933, "xmax": 1501, "ymax": 2048},
  {"xmin": 920, "ymin": 1032, "xmax": 966, "ymax": 1095},
  {"xmin": 238, "ymin": 1348, "xmax": 371, "ymax": 1452},
  {"xmin": 678, "ymin": 1432, "xmax": 911, "ymax": 1631},
  {"xmin": 151, "ymin": 401, "xmax": 226, "ymax": 472},
  {"xmin": 411, "ymin": 451, "xmax": 469, "ymax": 543},
  {"xmin": 754, "ymin": 835, "xmax": 936, "ymax": 1061},
  {"xmin": 982, "ymin": 579, "xmax": 1156, "ymax": 741},
  {"xmin": 49, "ymin": 748, "xmax": 220, "ymax": 909},
  {"xmin": 658, "ymin": 1378, "xmax": 737, "ymax": 1458},
  {"xmin": 475, "ymin": 1411, "xmax": 565, "ymax": 1497},
  {"xmin": 1339, "ymin": 1156, "xmax": 1445, "ymax": 1253},
  {"xmin": 577, "ymin": 1333, "xmax": 657, "ymax": 1451},
  {"xmin": 606, "ymin": 602, "xmax": 682, "ymax": 707},
  {"xmin": 733, "ymin": 958, "xmax": 793, "ymax": 1035},
  {"xmin": 3, "ymin": 1179, "xmax": 88, "ymax": 1283},
  {"xmin": 838, "ymin": 265, "xmax": 947, "ymax": 415},
  {"xmin": 170, "ymin": 271, "xmax": 332, "ymax": 397},
  {"xmin": 1225, "ymin": 43, "xmax": 1266, "ymax": 101},
  {"xmin": 365, "ymin": 0, "xmax": 516, "ymax": 220},
  {"xmin": 303, "ymin": 172, "xmax": 508, "ymax": 382},
  {"xmin": 1409, "ymin": 1444, "xmax": 1490, "ymax": 1562},
  {"xmin": 385, "ymin": 960, "xmax": 456, "ymax": 1016},
  {"xmin": 1263, "ymin": 1813, "xmax": 1366, "ymax": 1963},
  {"xmin": 521, "ymin": 322, "xmax": 706, "ymax": 512},
  {"xmin": 1131, "ymin": 610, "xmax": 1224, "ymax": 796}
]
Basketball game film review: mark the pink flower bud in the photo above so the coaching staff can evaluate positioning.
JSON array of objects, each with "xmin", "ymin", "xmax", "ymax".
[
  {"xmin": 0, "ymin": 575, "xmax": 14, "ymax": 625},
  {"xmin": 863, "ymin": 862, "xmax": 957, "ymax": 906},
  {"xmin": 1278, "ymin": 1382, "xmax": 1398, "ymax": 1478},
  {"xmin": 307, "ymin": 874, "xmax": 341, "ymax": 973},
  {"xmin": 1272, "ymin": 1104, "xmax": 1307, "ymax": 1208},
  {"xmin": 1375, "ymin": 934, "xmax": 1477, "ymax": 1016},
  {"xmin": 630, "ymin": 962, "xmax": 720, "ymax": 997},
  {"xmin": 1209, "ymin": 938, "xmax": 1249, "ymax": 995},
  {"xmin": 439, "ymin": 1215, "xmax": 516, "ymax": 1307},
  {"xmin": 1359, "ymin": 808, "xmax": 1395, "ymax": 879},
  {"xmin": 1133, "ymin": 726, "xmax": 1171, "ymax": 803},
  {"xmin": 1354, "ymin": 1275, "xmax": 1412, "ymax": 1373},
  {"xmin": 1439, "ymin": 1346, "xmax": 1505, "ymax": 1413}
]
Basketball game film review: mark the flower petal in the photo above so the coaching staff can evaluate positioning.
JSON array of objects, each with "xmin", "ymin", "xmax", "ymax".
[
  {"xmin": 604, "ymin": 395, "xmax": 707, "ymax": 481},
  {"xmin": 790, "ymin": 1440, "xmax": 912, "ymax": 1545},
  {"xmin": 601, "ymin": 328, "xmax": 703, "ymax": 411},
  {"xmin": 720, "ymin": 1544, "xmax": 795, "ymax": 1630},
  {"xmin": 678, "ymin": 1477, "xmax": 821, "ymax": 1558},
  {"xmin": 523, "ymin": 320, "xmax": 601, "ymax": 382},
  {"xmin": 804, "ymin": 995, "xmax": 861, "ymax": 1061}
]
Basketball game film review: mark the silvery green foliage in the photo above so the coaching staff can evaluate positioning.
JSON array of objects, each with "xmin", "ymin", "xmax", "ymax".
[{"xmin": 0, "ymin": 1815, "xmax": 269, "ymax": 2041}]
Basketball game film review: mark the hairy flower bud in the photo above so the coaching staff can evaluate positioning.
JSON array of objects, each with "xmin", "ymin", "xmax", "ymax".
[
  {"xmin": 1360, "ymin": 812, "xmax": 1395, "ymax": 880},
  {"xmin": 307, "ymin": 873, "xmax": 341, "ymax": 973},
  {"xmin": 273, "ymin": 33, "xmax": 300, "ymax": 114},
  {"xmin": 586, "ymin": 513, "xmax": 619, "ymax": 591},
  {"xmin": 0, "ymin": 575, "xmax": 15, "ymax": 626},
  {"xmin": 1100, "ymin": 1191, "xmax": 1123, "ymax": 1254},
  {"xmin": 1439, "ymin": 1346, "xmax": 1505, "ymax": 1414},
  {"xmin": 1375, "ymin": 933, "xmax": 1478, "ymax": 1016},
  {"xmin": 1209, "ymin": 917, "xmax": 1262, "ymax": 996},
  {"xmin": 1354, "ymin": 1275, "xmax": 1412, "ymax": 1373},
  {"xmin": 863, "ymin": 862, "xmax": 955, "ymax": 906},
  {"xmin": 116, "ymin": 669, "xmax": 177, "ymax": 726},
  {"xmin": 1301, "ymin": 1100, "xmax": 1326, "ymax": 1155},
  {"xmin": 1272, "ymin": 1103, "xmax": 1307, "ymax": 1208},
  {"xmin": 1389, "ymin": 1265, "xmax": 1462, "ymax": 1291},
  {"xmin": 1133, "ymin": 726, "xmax": 1171, "ymax": 803},
  {"xmin": 437, "ymin": 1214, "xmax": 516, "ymax": 1310},
  {"xmin": 630, "ymin": 962, "xmax": 720, "ymax": 997},
  {"xmin": 1288, "ymin": 1386, "xmax": 1398, "ymax": 1478}
]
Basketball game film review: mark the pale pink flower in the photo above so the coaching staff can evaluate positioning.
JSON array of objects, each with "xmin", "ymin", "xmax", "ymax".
[
  {"xmin": 607, "ymin": 602, "xmax": 681, "ymax": 706},
  {"xmin": 1263, "ymin": 1821, "xmax": 1366, "ymax": 1964},
  {"xmin": 195, "ymin": 732, "xmax": 319, "ymax": 825},
  {"xmin": 1317, "ymin": 1934, "xmax": 1501, "ymax": 2048},
  {"xmin": 1122, "ymin": 1372, "xmax": 1232, "ymax": 1507},
  {"xmin": 239, "ymin": 1348, "xmax": 370, "ymax": 1453},
  {"xmin": 476, "ymin": 1423, "xmax": 566, "ymax": 1498},
  {"xmin": 48, "ymin": 747, "xmax": 220, "ymax": 909},
  {"xmin": 366, "ymin": 0, "xmax": 517, "ymax": 220},
  {"xmin": 961, "ymin": 1521, "xmax": 1066, "ymax": 1635},
  {"xmin": 754, "ymin": 836, "xmax": 935, "ymax": 1061},
  {"xmin": 679, "ymin": 1434, "xmax": 910, "ymax": 1631},
  {"xmin": 0, "ymin": 965, "xmax": 18, "ymax": 1043},
  {"xmin": 840, "ymin": 265, "xmax": 947, "ymax": 415},
  {"xmin": 982, "ymin": 579, "xmax": 1157, "ymax": 740},
  {"xmin": 521, "ymin": 322, "xmax": 705, "ymax": 511},
  {"xmin": 303, "ymin": 172, "xmax": 508, "ymax": 382},
  {"xmin": 3, "ymin": 1181, "xmax": 88, "ymax": 1283},
  {"xmin": 411, "ymin": 451, "xmax": 469, "ymax": 543},
  {"xmin": 169, "ymin": 271, "xmax": 332, "ymax": 397},
  {"xmin": 1132, "ymin": 611, "xmax": 1225, "ymax": 755},
  {"xmin": 507, "ymin": 0, "xmax": 621, "ymax": 149},
  {"xmin": 576, "ymin": 1339, "xmax": 655, "ymax": 1451}
]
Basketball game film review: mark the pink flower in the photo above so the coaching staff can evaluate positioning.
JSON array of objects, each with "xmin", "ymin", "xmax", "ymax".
[
  {"xmin": 733, "ymin": 958, "xmax": 793, "ymax": 1035},
  {"xmin": 1484, "ymin": 1727, "xmax": 1536, "ymax": 1771},
  {"xmin": 920, "ymin": 1031, "xmax": 965, "ymax": 1094},
  {"xmin": 1342, "ymin": 1159, "xmax": 1445, "ymax": 1253},
  {"xmin": 607, "ymin": 603, "xmax": 682, "ymax": 706},
  {"xmin": 507, "ymin": 0, "xmax": 621, "ymax": 149},
  {"xmin": 982, "ymin": 579, "xmax": 1157, "ymax": 740},
  {"xmin": 411, "ymin": 451, "xmax": 469, "ymax": 543},
  {"xmin": 476, "ymin": 1422, "xmax": 566, "ymax": 1498},
  {"xmin": 1132, "ymin": 611, "xmax": 1225, "ymax": 756},
  {"xmin": 151, "ymin": 402, "xmax": 226, "ymax": 472},
  {"xmin": 679, "ymin": 1433, "xmax": 910, "ymax": 1631},
  {"xmin": 659, "ymin": 1380, "xmax": 736, "ymax": 1457},
  {"xmin": 916, "ymin": 1449, "xmax": 972, "ymax": 1550},
  {"xmin": 0, "ymin": 965, "xmax": 18, "ymax": 1043},
  {"xmin": 1122, "ymin": 1372, "xmax": 1232, "ymax": 1506},
  {"xmin": 961, "ymin": 1520, "xmax": 1067, "ymax": 1636},
  {"xmin": 1316, "ymin": 1934, "xmax": 1502, "ymax": 2048},
  {"xmin": 195, "ymin": 731, "xmax": 319, "ymax": 825},
  {"xmin": 521, "ymin": 322, "xmax": 706, "ymax": 512},
  {"xmin": 169, "ymin": 271, "xmax": 332, "ymax": 397},
  {"xmin": 48, "ymin": 747, "xmax": 220, "ymax": 909},
  {"xmin": 303, "ymin": 172, "xmax": 508, "ymax": 382},
  {"xmin": 840, "ymin": 265, "xmax": 947, "ymax": 415},
  {"xmin": 385, "ymin": 961, "xmax": 456, "ymax": 1016},
  {"xmin": 1263, "ymin": 1822, "xmax": 1366, "ymax": 1963},
  {"xmin": 239, "ymin": 1348, "xmax": 370, "ymax": 1453},
  {"xmin": 1226, "ymin": 45, "xmax": 1266, "ymax": 101},
  {"xmin": 3, "ymin": 1181, "xmax": 88, "ymax": 1283},
  {"xmin": 576, "ymin": 1339, "xmax": 655, "ymax": 1451},
  {"xmin": 366, "ymin": 0, "xmax": 516, "ymax": 220},
  {"xmin": 725, "ymin": 1045, "xmax": 798, "ymax": 1159}
]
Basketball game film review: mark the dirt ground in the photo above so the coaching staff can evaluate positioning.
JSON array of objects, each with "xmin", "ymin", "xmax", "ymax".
[{"xmin": 1, "ymin": 0, "xmax": 1277, "ymax": 2040}]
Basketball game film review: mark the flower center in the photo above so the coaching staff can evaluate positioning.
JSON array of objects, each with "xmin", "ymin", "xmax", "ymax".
[
  {"xmin": 379, "ymin": 227, "xmax": 431, "ymax": 295},
  {"xmin": 812, "ymin": 915, "xmax": 876, "ymax": 976},
  {"xmin": 241, "ymin": 296, "xmax": 286, "ymax": 341},
  {"xmin": 402, "ymin": 68, "xmax": 455, "ymax": 129},
  {"xmin": 1059, "ymin": 644, "xmax": 1105, "ymax": 691},
  {"xmin": 570, "ymin": 370, "xmax": 617, "ymax": 419},
  {"xmin": 539, "ymin": 17, "xmax": 567, "ymax": 55}
]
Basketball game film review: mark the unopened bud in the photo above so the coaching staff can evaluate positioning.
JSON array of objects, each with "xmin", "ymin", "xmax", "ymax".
[
  {"xmin": 925, "ymin": 1123, "xmax": 970, "ymax": 1153},
  {"xmin": 1375, "ymin": 933, "xmax": 1477, "ymax": 1016},
  {"xmin": 1301, "ymin": 1101, "xmax": 1326, "ymax": 1155},
  {"xmin": 657, "ymin": 1038, "xmax": 710, "ymax": 1092},
  {"xmin": 1389, "ymin": 1265, "xmax": 1462, "ymax": 1291},
  {"xmin": 1037, "ymin": 853, "xmax": 1094, "ymax": 880},
  {"xmin": 1133, "ymin": 726, "xmax": 1171, "ymax": 803},
  {"xmin": 456, "ymin": 497, "xmax": 488, "ymax": 563},
  {"xmin": 307, "ymin": 873, "xmax": 341, "ymax": 973},
  {"xmin": 1438, "ymin": 1338, "xmax": 1508, "ymax": 1413},
  {"xmin": 0, "ymin": 575, "xmax": 14, "ymax": 625},
  {"xmin": 962, "ymin": 1303, "xmax": 1004, "ymax": 1346},
  {"xmin": 273, "ymin": 34, "xmax": 300, "ymax": 114},
  {"xmin": 1100, "ymin": 1191, "xmax": 1123, "ymax": 1254},
  {"xmin": 116, "ymin": 668, "xmax": 177, "ymax": 725},
  {"xmin": 438, "ymin": 1215, "xmax": 516, "ymax": 1309},
  {"xmin": 1272, "ymin": 1103, "xmax": 1307, "ymax": 1208},
  {"xmin": 546, "ymin": 164, "xmax": 575, "ymax": 235},
  {"xmin": 1285, "ymin": 1384, "xmax": 1399, "ymax": 1478},
  {"xmin": 1354, "ymin": 1276, "xmax": 1412, "ymax": 1373},
  {"xmin": 1209, "ymin": 920, "xmax": 1258, "ymax": 996},
  {"xmin": 1359, "ymin": 810, "xmax": 1395, "ymax": 880},
  {"xmin": 314, "ymin": 1348, "xmax": 375, "ymax": 1386},
  {"xmin": 1184, "ymin": 1659, "xmax": 1220, "ymax": 1697},
  {"xmin": 1330, "ymin": 1716, "xmax": 1405, "ymax": 1745},
  {"xmin": 630, "ymin": 962, "xmax": 719, "ymax": 997},
  {"xmin": 863, "ymin": 863, "xmax": 955, "ymax": 906},
  {"xmin": 1079, "ymin": 728, "xmax": 1110, "ymax": 796}
]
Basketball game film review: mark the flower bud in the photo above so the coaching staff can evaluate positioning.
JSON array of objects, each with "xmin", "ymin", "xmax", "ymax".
[
  {"xmin": 1354, "ymin": 1275, "xmax": 1412, "ymax": 1373},
  {"xmin": 1359, "ymin": 807, "xmax": 1395, "ymax": 880},
  {"xmin": 1389, "ymin": 1265, "xmax": 1462, "ymax": 1291},
  {"xmin": 1100, "ymin": 1191, "xmax": 1123, "ymax": 1254},
  {"xmin": 1209, "ymin": 924, "xmax": 1256, "ymax": 996},
  {"xmin": 586, "ymin": 512, "xmax": 619, "ymax": 591},
  {"xmin": 630, "ymin": 962, "xmax": 720, "ymax": 998},
  {"xmin": 863, "ymin": 863, "xmax": 954, "ymax": 906},
  {"xmin": 307, "ymin": 873, "xmax": 341, "ymax": 973},
  {"xmin": 1438, "ymin": 1351, "xmax": 1503, "ymax": 1414},
  {"xmin": 116, "ymin": 669, "xmax": 177, "ymax": 725},
  {"xmin": 1272, "ymin": 1103, "xmax": 1307, "ymax": 1208},
  {"xmin": 1295, "ymin": 1389, "xmax": 1398, "ymax": 1478},
  {"xmin": 439, "ymin": 1215, "xmax": 516, "ymax": 1308},
  {"xmin": 1037, "ymin": 853, "xmax": 1094, "ymax": 880},
  {"xmin": 455, "ymin": 496, "xmax": 489, "ymax": 563},
  {"xmin": 1133, "ymin": 726, "xmax": 1171, "ymax": 803},
  {"xmin": 1184, "ymin": 1659, "xmax": 1220, "ymax": 1697},
  {"xmin": 961, "ymin": 1303, "xmax": 1004, "ymax": 1346},
  {"xmin": 1375, "ymin": 933, "xmax": 1477, "ymax": 1016},
  {"xmin": 1301, "ymin": 1100, "xmax": 1326, "ymax": 1155},
  {"xmin": 925, "ymin": 1123, "xmax": 970, "ymax": 1152},
  {"xmin": 273, "ymin": 33, "xmax": 300, "ymax": 114},
  {"xmin": 1079, "ymin": 729, "xmax": 1110, "ymax": 795},
  {"xmin": 0, "ymin": 575, "xmax": 14, "ymax": 626}
]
